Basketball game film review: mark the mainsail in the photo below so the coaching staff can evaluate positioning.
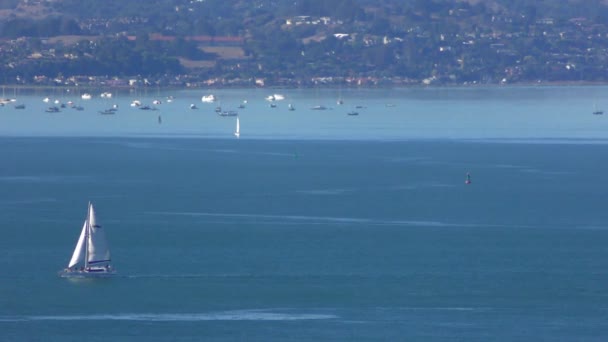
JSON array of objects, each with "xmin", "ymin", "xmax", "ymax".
[{"xmin": 86, "ymin": 203, "xmax": 111, "ymax": 266}]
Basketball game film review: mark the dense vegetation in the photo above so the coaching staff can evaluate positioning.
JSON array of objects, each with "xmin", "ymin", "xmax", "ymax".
[{"xmin": 1, "ymin": 0, "xmax": 608, "ymax": 86}]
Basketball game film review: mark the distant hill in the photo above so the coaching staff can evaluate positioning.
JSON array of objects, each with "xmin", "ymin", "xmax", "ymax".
[
  {"xmin": 2, "ymin": 0, "xmax": 608, "ymax": 85},
  {"xmin": 1, "ymin": 0, "xmax": 608, "ymax": 37}
]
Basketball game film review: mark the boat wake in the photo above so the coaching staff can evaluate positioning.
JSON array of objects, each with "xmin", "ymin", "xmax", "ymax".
[
  {"xmin": 2, "ymin": 310, "xmax": 337, "ymax": 322},
  {"xmin": 151, "ymin": 211, "xmax": 523, "ymax": 229},
  {"xmin": 296, "ymin": 188, "xmax": 354, "ymax": 195},
  {"xmin": 0, "ymin": 175, "xmax": 92, "ymax": 183},
  {"xmin": 296, "ymin": 182, "xmax": 456, "ymax": 196},
  {"xmin": 0, "ymin": 197, "xmax": 58, "ymax": 205},
  {"xmin": 469, "ymin": 137, "xmax": 608, "ymax": 145},
  {"xmin": 123, "ymin": 273, "xmax": 247, "ymax": 279}
]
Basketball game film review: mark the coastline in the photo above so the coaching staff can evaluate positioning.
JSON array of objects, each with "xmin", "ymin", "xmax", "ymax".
[{"xmin": 4, "ymin": 80, "xmax": 608, "ymax": 93}]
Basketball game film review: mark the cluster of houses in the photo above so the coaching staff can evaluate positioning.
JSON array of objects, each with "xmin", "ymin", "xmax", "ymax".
[{"xmin": 3, "ymin": 6, "xmax": 608, "ymax": 86}]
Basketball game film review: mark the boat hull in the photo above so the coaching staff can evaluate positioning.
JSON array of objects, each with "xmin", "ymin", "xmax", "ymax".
[{"xmin": 59, "ymin": 268, "xmax": 116, "ymax": 278}]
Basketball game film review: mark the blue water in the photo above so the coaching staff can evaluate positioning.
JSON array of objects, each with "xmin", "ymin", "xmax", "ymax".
[
  {"xmin": 3, "ymin": 85, "xmax": 608, "ymax": 140},
  {"xmin": 2, "ymin": 87, "xmax": 608, "ymax": 340}
]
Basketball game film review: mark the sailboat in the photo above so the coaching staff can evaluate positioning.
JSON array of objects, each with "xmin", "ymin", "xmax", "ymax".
[
  {"xmin": 337, "ymin": 83, "xmax": 344, "ymax": 105},
  {"xmin": 234, "ymin": 116, "xmax": 240, "ymax": 138},
  {"xmin": 465, "ymin": 172, "xmax": 472, "ymax": 185},
  {"xmin": 59, "ymin": 202, "xmax": 115, "ymax": 278},
  {"xmin": 593, "ymin": 103, "xmax": 604, "ymax": 115}
]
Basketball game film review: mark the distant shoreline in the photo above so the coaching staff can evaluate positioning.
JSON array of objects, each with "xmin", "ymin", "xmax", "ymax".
[{"xmin": 3, "ymin": 80, "xmax": 608, "ymax": 93}]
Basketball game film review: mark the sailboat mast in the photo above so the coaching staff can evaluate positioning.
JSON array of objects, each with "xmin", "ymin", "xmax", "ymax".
[{"xmin": 84, "ymin": 202, "xmax": 90, "ymax": 269}]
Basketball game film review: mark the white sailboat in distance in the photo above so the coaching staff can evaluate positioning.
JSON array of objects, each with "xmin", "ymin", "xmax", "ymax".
[
  {"xmin": 59, "ymin": 202, "xmax": 115, "ymax": 278},
  {"xmin": 234, "ymin": 116, "xmax": 240, "ymax": 138}
]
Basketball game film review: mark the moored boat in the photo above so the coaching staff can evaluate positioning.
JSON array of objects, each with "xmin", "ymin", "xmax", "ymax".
[{"xmin": 202, "ymin": 94, "xmax": 216, "ymax": 103}]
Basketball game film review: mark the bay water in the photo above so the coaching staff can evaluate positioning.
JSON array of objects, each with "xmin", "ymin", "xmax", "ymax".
[{"xmin": 1, "ymin": 87, "xmax": 608, "ymax": 340}]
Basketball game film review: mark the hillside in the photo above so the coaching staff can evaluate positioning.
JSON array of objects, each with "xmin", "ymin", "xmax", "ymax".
[{"xmin": 1, "ymin": 0, "xmax": 608, "ymax": 87}]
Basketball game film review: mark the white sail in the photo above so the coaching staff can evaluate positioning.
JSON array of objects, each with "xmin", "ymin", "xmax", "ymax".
[
  {"xmin": 234, "ymin": 117, "xmax": 240, "ymax": 138},
  {"xmin": 67, "ymin": 221, "xmax": 87, "ymax": 268},
  {"xmin": 86, "ymin": 203, "xmax": 111, "ymax": 266}
]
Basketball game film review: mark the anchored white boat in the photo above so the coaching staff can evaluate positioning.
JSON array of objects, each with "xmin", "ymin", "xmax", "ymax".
[
  {"xmin": 0, "ymin": 98, "xmax": 16, "ymax": 105},
  {"xmin": 59, "ymin": 202, "xmax": 115, "ymax": 278},
  {"xmin": 265, "ymin": 94, "xmax": 285, "ymax": 102},
  {"xmin": 202, "ymin": 94, "xmax": 216, "ymax": 103}
]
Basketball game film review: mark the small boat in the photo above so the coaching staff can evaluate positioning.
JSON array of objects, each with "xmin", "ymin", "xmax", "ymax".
[
  {"xmin": 139, "ymin": 105, "xmax": 157, "ymax": 111},
  {"xmin": 234, "ymin": 116, "xmax": 240, "ymax": 138},
  {"xmin": 347, "ymin": 111, "xmax": 359, "ymax": 116},
  {"xmin": 219, "ymin": 110, "xmax": 238, "ymax": 117},
  {"xmin": 593, "ymin": 106, "xmax": 604, "ymax": 115},
  {"xmin": 337, "ymin": 99, "xmax": 344, "ymax": 105},
  {"xmin": 99, "ymin": 109, "xmax": 117, "ymax": 115},
  {"xmin": 81, "ymin": 93, "xmax": 92, "ymax": 100},
  {"xmin": 14, "ymin": 104, "xmax": 25, "ymax": 109},
  {"xmin": 202, "ymin": 94, "xmax": 216, "ymax": 103},
  {"xmin": 288, "ymin": 104, "xmax": 295, "ymax": 111},
  {"xmin": 311, "ymin": 105, "xmax": 327, "ymax": 110},
  {"xmin": 100, "ymin": 92, "xmax": 112, "ymax": 98},
  {"xmin": 158, "ymin": 115, "xmax": 162, "ymax": 124},
  {"xmin": 270, "ymin": 103, "xmax": 277, "ymax": 108},
  {"xmin": 190, "ymin": 104, "xmax": 198, "ymax": 109},
  {"xmin": 59, "ymin": 202, "xmax": 115, "ymax": 278},
  {"xmin": 130, "ymin": 100, "xmax": 141, "ymax": 107},
  {"xmin": 45, "ymin": 106, "xmax": 60, "ymax": 113},
  {"xmin": 73, "ymin": 105, "xmax": 84, "ymax": 111},
  {"xmin": 465, "ymin": 173, "xmax": 472, "ymax": 185}
]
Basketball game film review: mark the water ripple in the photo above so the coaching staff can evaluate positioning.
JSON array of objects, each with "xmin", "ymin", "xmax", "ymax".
[{"xmin": 1, "ymin": 310, "xmax": 337, "ymax": 322}]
